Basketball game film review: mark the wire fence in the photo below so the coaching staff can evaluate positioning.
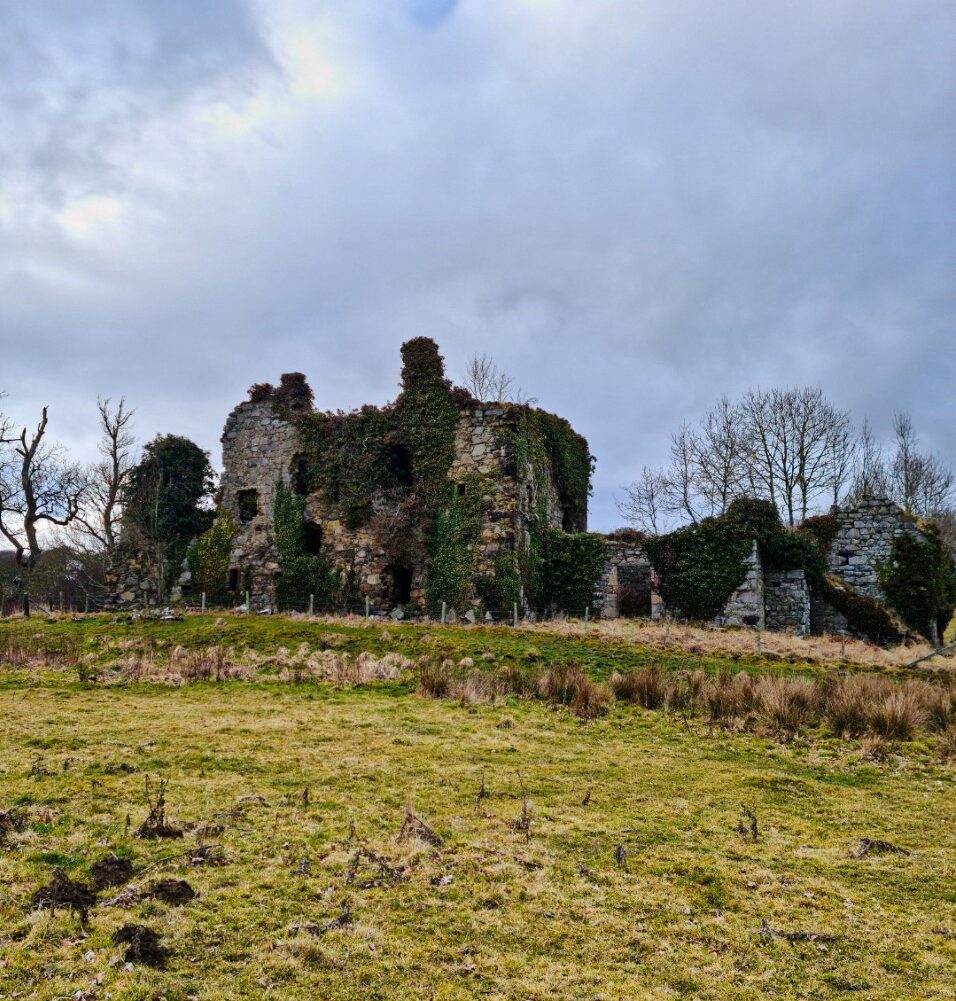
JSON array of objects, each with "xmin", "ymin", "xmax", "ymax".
[
  {"xmin": 172, "ymin": 591, "xmax": 596, "ymax": 626},
  {"xmin": 0, "ymin": 584, "xmax": 596, "ymax": 625}
]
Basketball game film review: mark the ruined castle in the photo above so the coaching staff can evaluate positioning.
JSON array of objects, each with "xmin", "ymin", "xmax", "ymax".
[
  {"xmin": 200, "ymin": 338, "xmax": 950, "ymax": 642},
  {"xmin": 219, "ymin": 338, "xmax": 587, "ymax": 617}
]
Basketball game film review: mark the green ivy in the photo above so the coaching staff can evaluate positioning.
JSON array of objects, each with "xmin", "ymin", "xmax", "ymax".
[
  {"xmin": 294, "ymin": 406, "xmax": 399, "ymax": 530},
  {"xmin": 187, "ymin": 512, "xmax": 237, "ymax": 600},
  {"xmin": 512, "ymin": 408, "xmax": 593, "ymax": 531},
  {"xmin": 798, "ymin": 513, "xmax": 841, "ymax": 554},
  {"xmin": 395, "ymin": 337, "xmax": 463, "ymax": 510},
  {"xmin": 424, "ymin": 477, "xmax": 484, "ymax": 614},
  {"xmin": 879, "ymin": 523, "xmax": 956, "ymax": 640},
  {"xmin": 272, "ymin": 482, "xmax": 337, "ymax": 610},
  {"xmin": 475, "ymin": 551, "xmax": 523, "ymax": 613},
  {"xmin": 644, "ymin": 520, "xmax": 752, "ymax": 621},
  {"xmin": 539, "ymin": 529, "xmax": 605, "ymax": 614}
]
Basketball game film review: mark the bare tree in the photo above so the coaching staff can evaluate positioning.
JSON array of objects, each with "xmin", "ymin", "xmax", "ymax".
[
  {"xmin": 694, "ymin": 396, "xmax": 744, "ymax": 516},
  {"xmin": 848, "ymin": 417, "xmax": 888, "ymax": 501},
  {"xmin": 737, "ymin": 387, "xmax": 853, "ymax": 526},
  {"xmin": 621, "ymin": 385, "xmax": 862, "ymax": 531},
  {"xmin": 889, "ymin": 411, "xmax": 953, "ymax": 516},
  {"xmin": 72, "ymin": 398, "xmax": 135, "ymax": 553},
  {"xmin": 618, "ymin": 465, "xmax": 669, "ymax": 535},
  {"xmin": 823, "ymin": 414, "xmax": 857, "ymax": 509},
  {"xmin": 0, "ymin": 406, "xmax": 88, "ymax": 613},
  {"xmin": 666, "ymin": 423, "xmax": 700, "ymax": 523},
  {"xmin": 462, "ymin": 353, "xmax": 526, "ymax": 403},
  {"xmin": 738, "ymin": 389, "xmax": 780, "ymax": 512},
  {"xmin": 785, "ymin": 387, "xmax": 853, "ymax": 521}
]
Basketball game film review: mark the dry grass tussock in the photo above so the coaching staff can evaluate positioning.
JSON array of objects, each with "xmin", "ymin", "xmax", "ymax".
[
  {"xmin": 119, "ymin": 644, "xmax": 413, "ymax": 686},
  {"xmin": 417, "ymin": 660, "xmax": 609, "ymax": 718},
  {"xmin": 523, "ymin": 616, "xmax": 944, "ymax": 671},
  {"xmin": 450, "ymin": 660, "xmax": 956, "ymax": 740},
  {"xmin": 0, "ymin": 631, "xmax": 80, "ymax": 672}
]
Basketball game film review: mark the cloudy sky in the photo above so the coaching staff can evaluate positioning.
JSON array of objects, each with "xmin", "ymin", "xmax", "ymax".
[{"xmin": 1, "ymin": 0, "xmax": 953, "ymax": 530}]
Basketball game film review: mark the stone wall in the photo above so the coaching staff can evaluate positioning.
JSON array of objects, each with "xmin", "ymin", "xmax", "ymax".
[
  {"xmin": 826, "ymin": 496, "xmax": 922, "ymax": 601},
  {"xmin": 452, "ymin": 408, "xmax": 524, "ymax": 583},
  {"xmin": 594, "ymin": 539, "xmax": 765, "ymax": 628},
  {"xmin": 219, "ymin": 400, "xmax": 566, "ymax": 613},
  {"xmin": 220, "ymin": 399, "xmax": 299, "ymax": 608},
  {"xmin": 593, "ymin": 541, "xmax": 653, "ymax": 619},
  {"xmin": 713, "ymin": 542, "xmax": 764, "ymax": 629},
  {"xmin": 764, "ymin": 568, "xmax": 810, "ymax": 634},
  {"xmin": 810, "ymin": 589, "xmax": 849, "ymax": 636}
]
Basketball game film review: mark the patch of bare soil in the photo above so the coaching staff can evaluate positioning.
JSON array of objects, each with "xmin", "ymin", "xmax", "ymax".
[
  {"xmin": 31, "ymin": 868, "xmax": 97, "ymax": 918},
  {"xmin": 111, "ymin": 924, "xmax": 167, "ymax": 968},
  {"xmin": 90, "ymin": 853, "xmax": 134, "ymax": 889},
  {"xmin": 149, "ymin": 878, "xmax": 195, "ymax": 905}
]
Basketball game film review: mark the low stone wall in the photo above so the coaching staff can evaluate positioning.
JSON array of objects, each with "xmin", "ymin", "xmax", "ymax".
[
  {"xmin": 713, "ymin": 542, "xmax": 764, "ymax": 629},
  {"xmin": 765, "ymin": 568, "xmax": 810, "ymax": 634},
  {"xmin": 593, "ymin": 541, "xmax": 651, "ymax": 618}
]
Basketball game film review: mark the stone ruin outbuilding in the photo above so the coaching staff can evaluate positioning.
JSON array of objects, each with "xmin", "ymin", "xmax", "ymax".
[{"xmin": 593, "ymin": 495, "xmax": 942, "ymax": 640}]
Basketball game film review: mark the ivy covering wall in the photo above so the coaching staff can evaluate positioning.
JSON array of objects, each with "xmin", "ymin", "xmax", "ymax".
[
  {"xmin": 255, "ymin": 338, "xmax": 595, "ymax": 614},
  {"xmin": 637, "ymin": 496, "xmax": 956, "ymax": 644},
  {"xmin": 424, "ymin": 476, "xmax": 484, "ymax": 614},
  {"xmin": 272, "ymin": 482, "xmax": 338, "ymax": 610},
  {"xmin": 879, "ymin": 523, "xmax": 956, "ymax": 640},
  {"xmin": 539, "ymin": 529, "xmax": 605, "ymax": 615},
  {"xmin": 511, "ymin": 407, "xmax": 593, "ymax": 531},
  {"xmin": 643, "ymin": 521, "xmax": 752, "ymax": 621},
  {"xmin": 187, "ymin": 512, "xmax": 237, "ymax": 600}
]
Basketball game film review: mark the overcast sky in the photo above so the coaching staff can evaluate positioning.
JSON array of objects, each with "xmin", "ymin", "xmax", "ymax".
[{"xmin": 1, "ymin": 0, "xmax": 953, "ymax": 530}]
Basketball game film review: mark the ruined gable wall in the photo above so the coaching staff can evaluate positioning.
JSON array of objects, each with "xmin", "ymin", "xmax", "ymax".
[{"xmin": 826, "ymin": 496, "xmax": 922, "ymax": 601}]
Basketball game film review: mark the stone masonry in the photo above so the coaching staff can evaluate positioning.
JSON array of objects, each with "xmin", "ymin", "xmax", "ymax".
[
  {"xmin": 219, "ymin": 398, "xmax": 300, "ymax": 606},
  {"xmin": 764, "ymin": 568, "xmax": 810, "ymax": 635},
  {"xmin": 824, "ymin": 496, "xmax": 922, "ymax": 600},
  {"xmin": 219, "ymin": 391, "xmax": 571, "ymax": 613},
  {"xmin": 713, "ymin": 542, "xmax": 764, "ymax": 629}
]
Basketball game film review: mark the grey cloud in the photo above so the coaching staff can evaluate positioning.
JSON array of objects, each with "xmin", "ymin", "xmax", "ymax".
[{"xmin": 0, "ymin": 0, "xmax": 953, "ymax": 531}]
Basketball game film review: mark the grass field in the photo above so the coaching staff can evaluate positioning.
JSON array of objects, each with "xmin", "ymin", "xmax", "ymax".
[{"xmin": 1, "ymin": 614, "xmax": 954, "ymax": 1000}]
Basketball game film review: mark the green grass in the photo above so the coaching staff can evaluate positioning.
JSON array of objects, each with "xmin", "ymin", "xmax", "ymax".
[
  {"xmin": 0, "ymin": 616, "xmax": 954, "ymax": 1000},
  {"xmin": 0, "ymin": 612, "xmax": 901, "ymax": 685}
]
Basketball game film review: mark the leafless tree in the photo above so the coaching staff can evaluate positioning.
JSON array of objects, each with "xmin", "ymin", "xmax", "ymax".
[
  {"xmin": 0, "ymin": 406, "xmax": 88, "ymax": 613},
  {"xmin": 463, "ymin": 353, "xmax": 514, "ymax": 402},
  {"xmin": 622, "ymin": 385, "xmax": 860, "ymax": 531},
  {"xmin": 889, "ymin": 411, "xmax": 953, "ymax": 516},
  {"xmin": 736, "ymin": 387, "xmax": 853, "ymax": 526},
  {"xmin": 617, "ymin": 465, "xmax": 669, "ymax": 535},
  {"xmin": 72, "ymin": 398, "xmax": 135, "ymax": 554},
  {"xmin": 666, "ymin": 423, "xmax": 700, "ymax": 523},
  {"xmin": 738, "ymin": 389, "xmax": 781, "ymax": 512},
  {"xmin": 785, "ymin": 387, "xmax": 853, "ymax": 522},
  {"xmin": 848, "ymin": 418, "xmax": 888, "ymax": 501},
  {"xmin": 823, "ymin": 415, "xmax": 856, "ymax": 509},
  {"xmin": 694, "ymin": 396, "xmax": 744, "ymax": 516}
]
